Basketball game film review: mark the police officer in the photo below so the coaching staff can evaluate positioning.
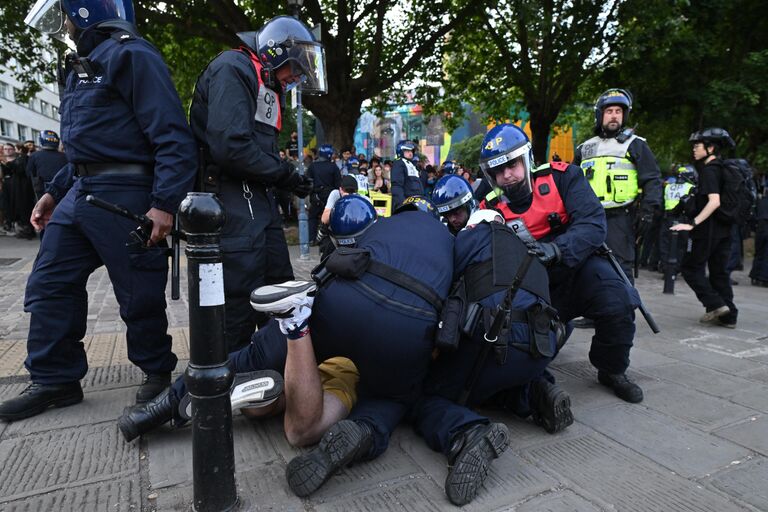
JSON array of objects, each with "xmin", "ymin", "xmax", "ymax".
[
  {"xmin": 189, "ymin": 15, "xmax": 318, "ymax": 351},
  {"xmin": 0, "ymin": 0, "xmax": 197, "ymax": 422},
  {"xmin": 390, "ymin": 140, "xmax": 424, "ymax": 209},
  {"xmin": 432, "ymin": 174, "xmax": 477, "ymax": 235},
  {"xmin": 306, "ymin": 143, "xmax": 341, "ymax": 244},
  {"xmin": 478, "ymin": 124, "xmax": 644, "ymax": 403},
  {"xmin": 658, "ymin": 165, "xmax": 697, "ymax": 275},
  {"xmin": 671, "ymin": 128, "xmax": 738, "ymax": 327},
  {"xmin": 573, "ymin": 89, "xmax": 663, "ymax": 282},
  {"xmin": 26, "ymin": 131, "xmax": 68, "ymax": 201}
]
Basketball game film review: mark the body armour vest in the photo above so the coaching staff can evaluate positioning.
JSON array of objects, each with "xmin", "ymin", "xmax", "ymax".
[
  {"xmin": 664, "ymin": 180, "xmax": 694, "ymax": 211},
  {"xmin": 480, "ymin": 164, "xmax": 570, "ymax": 240},
  {"xmin": 578, "ymin": 134, "xmax": 639, "ymax": 209},
  {"xmin": 241, "ymin": 47, "xmax": 282, "ymax": 132}
]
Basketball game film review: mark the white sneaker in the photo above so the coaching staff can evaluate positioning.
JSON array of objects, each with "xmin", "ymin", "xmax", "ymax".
[
  {"xmin": 250, "ymin": 281, "xmax": 316, "ymax": 336},
  {"xmin": 699, "ymin": 305, "xmax": 730, "ymax": 324},
  {"xmin": 178, "ymin": 370, "xmax": 283, "ymax": 421}
]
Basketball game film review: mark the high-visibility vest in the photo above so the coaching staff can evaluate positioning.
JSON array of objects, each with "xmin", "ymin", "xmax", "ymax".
[{"xmin": 578, "ymin": 134, "xmax": 640, "ymax": 208}]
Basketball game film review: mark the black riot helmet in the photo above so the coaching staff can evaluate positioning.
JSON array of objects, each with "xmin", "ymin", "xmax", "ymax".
[
  {"xmin": 689, "ymin": 127, "xmax": 735, "ymax": 152},
  {"xmin": 594, "ymin": 88, "xmax": 633, "ymax": 135},
  {"xmin": 237, "ymin": 16, "xmax": 327, "ymax": 96}
]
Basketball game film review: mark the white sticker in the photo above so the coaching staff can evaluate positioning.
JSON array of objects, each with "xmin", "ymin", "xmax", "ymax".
[
  {"xmin": 198, "ymin": 263, "xmax": 225, "ymax": 306},
  {"xmin": 487, "ymin": 154, "xmax": 509, "ymax": 168}
]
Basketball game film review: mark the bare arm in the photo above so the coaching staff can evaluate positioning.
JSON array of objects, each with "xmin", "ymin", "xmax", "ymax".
[
  {"xmin": 283, "ymin": 335, "xmax": 324, "ymax": 446},
  {"xmin": 670, "ymin": 193, "xmax": 720, "ymax": 231}
]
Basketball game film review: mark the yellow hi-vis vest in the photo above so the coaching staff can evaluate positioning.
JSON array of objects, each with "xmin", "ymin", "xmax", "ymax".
[
  {"xmin": 578, "ymin": 134, "xmax": 640, "ymax": 209},
  {"xmin": 664, "ymin": 180, "xmax": 694, "ymax": 211}
]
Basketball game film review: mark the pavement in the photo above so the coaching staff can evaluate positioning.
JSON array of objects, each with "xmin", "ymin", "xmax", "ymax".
[{"xmin": 1, "ymin": 231, "xmax": 768, "ymax": 511}]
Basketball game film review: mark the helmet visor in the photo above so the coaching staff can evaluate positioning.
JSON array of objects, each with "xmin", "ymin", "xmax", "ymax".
[
  {"xmin": 479, "ymin": 143, "xmax": 533, "ymax": 199},
  {"xmin": 436, "ymin": 190, "xmax": 473, "ymax": 214},
  {"xmin": 287, "ymin": 41, "xmax": 327, "ymax": 95},
  {"xmin": 25, "ymin": 0, "xmax": 66, "ymax": 41}
]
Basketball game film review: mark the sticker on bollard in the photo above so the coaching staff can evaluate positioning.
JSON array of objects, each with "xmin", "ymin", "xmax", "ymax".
[{"xmin": 199, "ymin": 263, "xmax": 225, "ymax": 306}]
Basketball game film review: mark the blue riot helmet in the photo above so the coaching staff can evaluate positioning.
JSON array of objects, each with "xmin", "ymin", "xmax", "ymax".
[
  {"xmin": 318, "ymin": 144, "xmax": 334, "ymax": 160},
  {"xmin": 329, "ymin": 195, "xmax": 377, "ymax": 246},
  {"xmin": 442, "ymin": 160, "xmax": 456, "ymax": 174},
  {"xmin": 432, "ymin": 175, "xmax": 476, "ymax": 233},
  {"xmin": 396, "ymin": 140, "xmax": 416, "ymax": 159},
  {"xmin": 594, "ymin": 88, "xmax": 632, "ymax": 134},
  {"xmin": 348, "ymin": 157, "xmax": 360, "ymax": 172},
  {"xmin": 39, "ymin": 130, "xmax": 60, "ymax": 149},
  {"xmin": 25, "ymin": 0, "xmax": 135, "ymax": 41},
  {"xmin": 479, "ymin": 124, "xmax": 535, "ymax": 204},
  {"xmin": 394, "ymin": 195, "xmax": 440, "ymax": 221},
  {"xmin": 236, "ymin": 16, "xmax": 327, "ymax": 95}
]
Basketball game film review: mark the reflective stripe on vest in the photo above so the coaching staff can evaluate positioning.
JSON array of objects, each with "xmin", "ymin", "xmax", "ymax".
[
  {"xmin": 479, "ymin": 173, "xmax": 569, "ymax": 240},
  {"xmin": 579, "ymin": 135, "xmax": 639, "ymax": 208},
  {"xmin": 241, "ymin": 47, "xmax": 282, "ymax": 131},
  {"xmin": 664, "ymin": 181, "xmax": 694, "ymax": 211}
]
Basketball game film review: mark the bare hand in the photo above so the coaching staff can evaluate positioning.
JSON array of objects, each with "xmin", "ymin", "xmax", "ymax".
[
  {"xmin": 30, "ymin": 193, "xmax": 57, "ymax": 231},
  {"xmin": 670, "ymin": 223, "xmax": 693, "ymax": 232},
  {"xmin": 145, "ymin": 207, "xmax": 173, "ymax": 246}
]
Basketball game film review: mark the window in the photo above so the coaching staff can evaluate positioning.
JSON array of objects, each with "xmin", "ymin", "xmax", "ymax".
[
  {"xmin": 51, "ymin": 105, "xmax": 60, "ymax": 120},
  {"xmin": 0, "ymin": 119, "xmax": 13, "ymax": 138},
  {"xmin": 31, "ymin": 129, "xmax": 41, "ymax": 143},
  {"xmin": 0, "ymin": 81, "xmax": 10, "ymax": 100},
  {"xmin": 17, "ymin": 124, "xmax": 28, "ymax": 141},
  {"xmin": 28, "ymin": 98, "xmax": 38, "ymax": 111},
  {"xmin": 40, "ymin": 100, "xmax": 51, "ymax": 117},
  {"xmin": 13, "ymin": 87, "xmax": 22, "ymax": 102}
]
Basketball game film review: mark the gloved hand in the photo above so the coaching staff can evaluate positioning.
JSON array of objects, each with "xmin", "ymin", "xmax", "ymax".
[
  {"xmin": 636, "ymin": 213, "xmax": 653, "ymax": 238},
  {"xmin": 534, "ymin": 241, "xmax": 561, "ymax": 267},
  {"xmin": 287, "ymin": 173, "xmax": 312, "ymax": 199},
  {"xmin": 316, "ymin": 223, "xmax": 329, "ymax": 242}
]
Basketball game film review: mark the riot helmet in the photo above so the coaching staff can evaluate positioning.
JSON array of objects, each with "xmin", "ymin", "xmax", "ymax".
[
  {"xmin": 329, "ymin": 195, "xmax": 377, "ymax": 246},
  {"xmin": 25, "ymin": 0, "xmax": 135, "ymax": 41},
  {"xmin": 442, "ymin": 160, "xmax": 456, "ymax": 174},
  {"xmin": 479, "ymin": 124, "xmax": 535, "ymax": 204},
  {"xmin": 689, "ymin": 127, "xmax": 735, "ymax": 150},
  {"xmin": 237, "ymin": 16, "xmax": 327, "ymax": 95},
  {"xmin": 394, "ymin": 195, "xmax": 440, "ymax": 221},
  {"xmin": 676, "ymin": 164, "xmax": 697, "ymax": 183},
  {"xmin": 318, "ymin": 144, "xmax": 334, "ymax": 160},
  {"xmin": 432, "ymin": 175, "xmax": 476, "ymax": 233},
  {"xmin": 39, "ymin": 130, "xmax": 60, "ymax": 149},
  {"xmin": 594, "ymin": 88, "xmax": 633, "ymax": 135},
  {"xmin": 396, "ymin": 140, "xmax": 416, "ymax": 159},
  {"xmin": 348, "ymin": 157, "xmax": 359, "ymax": 172}
]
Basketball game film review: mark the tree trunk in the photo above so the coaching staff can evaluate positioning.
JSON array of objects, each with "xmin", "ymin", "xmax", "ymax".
[
  {"xmin": 527, "ymin": 112, "xmax": 557, "ymax": 165},
  {"xmin": 304, "ymin": 93, "xmax": 362, "ymax": 152}
]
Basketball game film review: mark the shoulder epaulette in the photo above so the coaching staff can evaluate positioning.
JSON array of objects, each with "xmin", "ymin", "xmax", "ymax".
[
  {"xmin": 550, "ymin": 161, "xmax": 569, "ymax": 172},
  {"xmin": 111, "ymin": 31, "xmax": 136, "ymax": 43}
]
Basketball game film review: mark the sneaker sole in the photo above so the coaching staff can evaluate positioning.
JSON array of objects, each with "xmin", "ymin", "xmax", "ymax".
[
  {"xmin": 0, "ymin": 393, "xmax": 83, "ymax": 422},
  {"xmin": 699, "ymin": 306, "xmax": 731, "ymax": 323},
  {"xmin": 286, "ymin": 420, "xmax": 366, "ymax": 497},
  {"xmin": 249, "ymin": 282, "xmax": 316, "ymax": 314},
  {"xmin": 178, "ymin": 370, "xmax": 284, "ymax": 421},
  {"xmin": 445, "ymin": 423, "xmax": 510, "ymax": 506}
]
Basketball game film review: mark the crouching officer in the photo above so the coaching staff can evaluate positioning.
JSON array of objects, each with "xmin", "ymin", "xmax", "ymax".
[
  {"xmin": 190, "ymin": 15, "xmax": 317, "ymax": 351},
  {"xmin": 412, "ymin": 204, "xmax": 572, "ymax": 506},
  {"xmin": 478, "ymin": 124, "xmax": 644, "ymax": 403},
  {"xmin": 307, "ymin": 144, "xmax": 341, "ymax": 243},
  {"xmin": 0, "ymin": 0, "xmax": 197, "ymax": 422},
  {"xmin": 573, "ymin": 88, "xmax": 663, "ymax": 281},
  {"xmin": 432, "ymin": 174, "xmax": 477, "ymax": 235}
]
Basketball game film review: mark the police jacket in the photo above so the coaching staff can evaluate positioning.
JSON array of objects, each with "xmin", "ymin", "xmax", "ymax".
[
  {"xmin": 390, "ymin": 157, "xmax": 425, "ymax": 208},
  {"xmin": 480, "ymin": 162, "xmax": 607, "ymax": 270},
  {"xmin": 574, "ymin": 134, "xmax": 663, "ymax": 216},
  {"xmin": 27, "ymin": 149, "xmax": 68, "ymax": 198},
  {"xmin": 47, "ymin": 22, "xmax": 197, "ymax": 213},
  {"xmin": 307, "ymin": 158, "xmax": 341, "ymax": 198},
  {"xmin": 190, "ymin": 48, "xmax": 294, "ymax": 190}
]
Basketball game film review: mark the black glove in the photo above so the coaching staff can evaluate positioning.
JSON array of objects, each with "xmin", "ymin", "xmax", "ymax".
[
  {"xmin": 534, "ymin": 241, "xmax": 561, "ymax": 267},
  {"xmin": 284, "ymin": 172, "xmax": 312, "ymax": 199},
  {"xmin": 635, "ymin": 213, "xmax": 653, "ymax": 239}
]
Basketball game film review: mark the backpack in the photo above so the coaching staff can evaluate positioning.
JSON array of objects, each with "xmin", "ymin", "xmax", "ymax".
[{"xmin": 714, "ymin": 159, "xmax": 756, "ymax": 225}]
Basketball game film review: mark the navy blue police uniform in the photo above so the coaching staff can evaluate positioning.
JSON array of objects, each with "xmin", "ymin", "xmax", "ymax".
[
  {"xmin": 24, "ymin": 23, "xmax": 197, "ymax": 385},
  {"xmin": 481, "ymin": 162, "xmax": 640, "ymax": 377},
  {"xmin": 307, "ymin": 157, "xmax": 341, "ymax": 242},
  {"xmin": 413, "ymin": 221, "xmax": 562, "ymax": 454},
  {"xmin": 26, "ymin": 148, "xmax": 68, "ymax": 200},
  {"xmin": 190, "ymin": 46, "xmax": 309, "ymax": 351},
  {"xmin": 390, "ymin": 157, "xmax": 425, "ymax": 209}
]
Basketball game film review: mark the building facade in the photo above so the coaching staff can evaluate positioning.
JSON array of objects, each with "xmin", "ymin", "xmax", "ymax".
[{"xmin": 0, "ymin": 66, "xmax": 61, "ymax": 147}]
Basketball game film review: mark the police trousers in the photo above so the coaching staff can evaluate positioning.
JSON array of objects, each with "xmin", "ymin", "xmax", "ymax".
[{"xmin": 24, "ymin": 176, "xmax": 176, "ymax": 384}]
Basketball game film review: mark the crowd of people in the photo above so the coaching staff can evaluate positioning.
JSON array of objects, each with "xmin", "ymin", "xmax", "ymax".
[{"xmin": 0, "ymin": 0, "xmax": 766, "ymax": 507}]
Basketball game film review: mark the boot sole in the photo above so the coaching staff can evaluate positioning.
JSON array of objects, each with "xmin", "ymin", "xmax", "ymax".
[
  {"xmin": 286, "ymin": 420, "xmax": 365, "ymax": 497},
  {"xmin": 0, "ymin": 393, "xmax": 83, "ymax": 422},
  {"xmin": 445, "ymin": 423, "xmax": 510, "ymax": 506},
  {"xmin": 532, "ymin": 387, "xmax": 574, "ymax": 434}
]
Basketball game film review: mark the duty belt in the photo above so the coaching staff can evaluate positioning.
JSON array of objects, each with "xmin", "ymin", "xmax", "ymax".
[{"xmin": 75, "ymin": 163, "xmax": 153, "ymax": 177}]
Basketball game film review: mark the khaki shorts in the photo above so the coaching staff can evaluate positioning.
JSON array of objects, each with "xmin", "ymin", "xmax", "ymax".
[{"xmin": 318, "ymin": 357, "xmax": 359, "ymax": 411}]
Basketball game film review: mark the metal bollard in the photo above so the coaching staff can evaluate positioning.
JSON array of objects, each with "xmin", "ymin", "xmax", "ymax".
[
  {"xmin": 178, "ymin": 192, "xmax": 237, "ymax": 512},
  {"xmin": 663, "ymin": 230, "xmax": 679, "ymax": 294}
]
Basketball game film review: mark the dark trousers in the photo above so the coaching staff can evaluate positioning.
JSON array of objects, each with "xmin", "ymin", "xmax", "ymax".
[
  {"xmin": 605, "ymin": 208, "xmax": 635, "ymax": 284},
  {"xmin": 750, "ymin": 220, "xmax": 768, "ymax": 281},
  {"xmin": 727, "ymin": 223, "xmax": 744, "ymax": 272},
  {"xmin": 24, "ymin": 176, "xmax": 176, "ymax": 384},
  {"xmin": 681, "ymin": 234, "xmax": 737, "ymax": 322}
]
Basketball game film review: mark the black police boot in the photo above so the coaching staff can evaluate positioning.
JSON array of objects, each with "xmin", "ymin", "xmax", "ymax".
[
  {"xmin": 286, "ymin": 419, "xmax": 373, "ymax": 497},
  {"xmin": 572, "ymin": 317, "xmax": 595, "ymax": 329},
  {"xmin": 136, "ymin": 372, "xmax": 171, "ymax": 404},
  {"xmin": 118, "ymin": 388, "xmax": 177, "ymax": 442},
  {"xmin": 597, "ymin": 371, "xmax": 644, "ymax": 403},
  {"xmin": 0, "ymin": 382, "xmax": 83, "ymax": 422},
  {"xmin": 529, "ymin": 378, "xmax": 574, "ymax": 434},
  {"xmin": 444, "ymin": 422, "xmax": 510, "ymax": 506}
]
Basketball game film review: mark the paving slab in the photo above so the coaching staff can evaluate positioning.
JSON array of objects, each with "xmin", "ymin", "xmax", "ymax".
[
  {"xmin": 727, "ymin": 384, "xmax": 768, "ymax": 412},
  {"xmin": 512, "ymin": 489, "xmax": 603, "ymax": 512},
  {"xmin": 706, "ymin": 456, "xmax": 768, "ymax": 511},
  {"xmin": 714, "ymin": 415, "xmax": 768, "ymax": 456},
  {"xmin": 0, "ymin": 477, "xmax": 140, "ymax": 511},
  {"xmin": 640, "ymin": 362, "xmax": 754, "ymax": 398}
]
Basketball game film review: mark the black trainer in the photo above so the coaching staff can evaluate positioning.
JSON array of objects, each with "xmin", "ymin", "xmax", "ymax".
[
  {"xmin": 286, "ymin": 419, "xmax": 373, "ymax": 497},
  {"xmin": 136, "ymin": 372, "xmax": 171, "ymax": 404},
  {"xmin": 597, "ymin": 371, "xmax": 644, "ymax": 403},
  {"xmin": 119, "ymin": 388, "xmax": 177, "ymax": 442},
  {"xmin": 0, "ymin": 382, "xmax": 83, "ymax": 422},
  {"xmin": 445, "ymin": 422, "xmax": 510, "ymax": 506},
  {"xmin": 529, "ymin": 378, "xmax": 574, "ymax": 434}
]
